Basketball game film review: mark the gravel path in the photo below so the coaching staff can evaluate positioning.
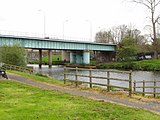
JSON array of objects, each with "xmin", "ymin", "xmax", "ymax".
[{"xmin": 6, "ymin": 73, "xmax": 160, "ymax": 114}]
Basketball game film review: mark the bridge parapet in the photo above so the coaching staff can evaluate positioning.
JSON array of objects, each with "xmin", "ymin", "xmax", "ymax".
[{"xmin": 0, "ymin": 30, "xmax": 92, "ymax": 42}]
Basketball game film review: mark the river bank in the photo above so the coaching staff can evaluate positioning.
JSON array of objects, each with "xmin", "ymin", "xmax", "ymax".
[
  {"xmin": 29, "ymin": 58, "xmax": 160, "ymax": 71},
  {"xmin": 5, "ymin": 72, "xmax": 160, "ymax": 116},
  {"xmin": 98, "ymin": 59, "xmax": 160, "ymax": 71}
]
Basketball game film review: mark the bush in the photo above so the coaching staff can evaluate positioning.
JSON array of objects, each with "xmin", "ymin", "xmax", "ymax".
[
  {"xmin": 98, "ymin": 60, "xmax": 160, "ymax": 71},
  {"xmin": 0, "ymin": 45, "xmax": 27, "ymax": 66},
  {"xmin": 116, "ymin": 46, "xmax": 137, "ymax": 62}
]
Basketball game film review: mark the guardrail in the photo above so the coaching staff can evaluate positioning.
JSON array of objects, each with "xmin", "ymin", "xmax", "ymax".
[
  {"xmin": 0, "ymin": 30, "xmax": 91, "ymax": 42},
  {"xmin": 133, "ymin": 80, "xmax": 160, "ymax": 98},
  {"xmin": 1, "ymin": 64, "xmax": 33, "ymax": 74},
  {"xmin": 64, "ymin": 67, "xmax": 132, "ymax": 97}
]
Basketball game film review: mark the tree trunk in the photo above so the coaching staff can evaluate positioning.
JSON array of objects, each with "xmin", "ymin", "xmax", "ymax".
[{"xmin": 152, "ymin": 11, "xmax": 158, "ymax": 59}]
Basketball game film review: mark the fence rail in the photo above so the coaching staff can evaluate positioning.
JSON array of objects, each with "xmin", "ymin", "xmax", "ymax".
[
  {"xmin": 133, "ymin": 80, "xmax": 160, "ymax": 98},
  {"xmin": 1, "ymin": 64, "xmax": 33, "ymax": 74},
  {"xmin": 63, "ymin": 67, "xmax": 132, "ymax": 97}
]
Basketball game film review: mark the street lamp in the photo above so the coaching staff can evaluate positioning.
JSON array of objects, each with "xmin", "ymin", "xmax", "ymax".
[
  {"xmin": 38, "ymin": 9, "xmax": 46, "ymax": 37},
  {"xmin": 85, "ymin": 20, "xmax": 92, "ymax": 42},
  {"xmin": 63, "ymin": 20, "xmax": 68, "ymax": 39}
]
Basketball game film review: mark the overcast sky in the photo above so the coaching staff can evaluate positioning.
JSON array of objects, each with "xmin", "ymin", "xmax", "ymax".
[{"xmin": 0, "ymin": 0, "xmax": 157, "ymax": 41}]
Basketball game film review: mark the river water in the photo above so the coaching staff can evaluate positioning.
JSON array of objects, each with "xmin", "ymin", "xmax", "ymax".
[{"xmin": 28, "ymin": 64, "xmax": 160, "ymax": 93}]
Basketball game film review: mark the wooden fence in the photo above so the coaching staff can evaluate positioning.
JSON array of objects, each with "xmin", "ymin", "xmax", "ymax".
[
  {"xmin": 64, "ymin": 67, "xmax": 132, "ymax": 97},
  {"xmin": 133, "ymin": 80, "xmax": 160, "ymax": 98},
  {"xmin": 1, "ymin": 64, "xmax": 33, "ymax": 74}
]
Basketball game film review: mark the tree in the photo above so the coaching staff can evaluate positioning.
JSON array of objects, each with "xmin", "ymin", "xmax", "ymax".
[
  {"xmin": 95, "ymin": 24, "xmax": 145, "ymax": 45},
  {"xmin": 116, "ymin": 46, "xmax": 137, "ymax": 62},
  {"xmin": 117, "ymin": 36, "xmax": 138, "ymax": 62},
  {"xmin": 95, "ymin": 25, "xmax": 129, "ymax": 44},
  {"xmin": 0, "ymin": 45, "xmax": 27, "ymax": 66},
  {"xmin": 132, "ymin": 0, "xmax": 160, "ymax": 59},
  {"xmin": 95, "ymin": 24, "xmax": 151, "ymax": 62},
  {"xmin": 95, "ymin": 30, "xmax": 114, "ymax": 43}
]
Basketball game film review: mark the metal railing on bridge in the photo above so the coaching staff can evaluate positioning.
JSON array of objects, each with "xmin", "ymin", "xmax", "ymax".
[{"xmin": 0, "ymin": 30, "xmax": 91, "ymax": 42}]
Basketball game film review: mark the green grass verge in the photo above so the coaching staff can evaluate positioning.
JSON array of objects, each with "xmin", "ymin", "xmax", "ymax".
[
  {"xmin": 42, "ymin": 55, "xmax": 62, "ymax": 64},
  {"xmin": 29, "ymin": 55, "xmax": 63, "ymax": 65},
  {"xmin": 98, "ymin": 59, "xmax": 160, "ymax": 71},
  {"xmin": 0, "ymin": 80, "xmax": 160, "ymax": 120},
  {"xmin": 7, "ymin": 70, "xmax": 64, "ymax": 85}
]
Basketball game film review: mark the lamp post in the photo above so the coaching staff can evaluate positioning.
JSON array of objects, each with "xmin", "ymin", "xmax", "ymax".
[
  {"xmin": 85, "ymin": 20, "xmax": 92, "ymax": 42},
  {"xmin": 38, "ymin": 9, "xmax": 46, "ymax": 38},
  {"xmin": 63, "ymin": 20, "xmax": 68, "ymax": 39}
]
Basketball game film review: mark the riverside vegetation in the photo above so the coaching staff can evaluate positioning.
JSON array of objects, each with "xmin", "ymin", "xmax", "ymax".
[
  {"xmin": 0, "ymin": 71, "xmax": 160, "ymax": 120},
  {"xmin": 29, "ymin": 55, "xmax": 63, "ymax": 65},
  {"xmin": 98, "ymin": 59, "xmax": 160, "ymax": 71},
  {"xmin": 28, "ymin": 54, "xmax": 160, "ymax": 71}
]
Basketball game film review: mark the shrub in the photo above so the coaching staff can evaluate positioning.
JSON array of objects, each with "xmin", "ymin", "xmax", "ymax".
[
  {"xmin": 0, "ymin": 45, "xmax": 26, "ymax": 66},
  {"xmin": 98, "ymin": 59, "xmax": 160, "ymax": 71}
]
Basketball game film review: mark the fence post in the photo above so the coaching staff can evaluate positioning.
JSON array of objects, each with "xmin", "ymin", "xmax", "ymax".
[
  {"xmin": 129, "ymin": 70, "xmax": 132, "ymax": 97},
  {"xmin": 75, "ymin": 67, "xmax": 78, "ymax": 87},
  {"xmin": 154, "ymin": 80, "xmax": 156, "ymax": 98},
  {"xmin": 89, "ymin": 68, "xmax": 92, "ymax": 88},
  {"xmin": 142, "ymin": 80, "xmax": 145, "ymax": 97},
  {"xmin": 9, "ymin": 65, "xmax": 11, "ymax": 70},
  {"xmin": 133, "ymin": 80, "xmax": 136, "ymax": 94},
  {"xmin": 107, "ymin": 71, "xmax": 110, "ymax": 92},
  {"xmin": 64, "ymin": 66, "xmax": 67, "ymax": 84}
]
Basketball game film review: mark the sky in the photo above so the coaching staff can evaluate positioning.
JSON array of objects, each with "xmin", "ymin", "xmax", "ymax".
[{"xmin": 0, "ymin": 0, "xmax": 157, "ymax": 41}]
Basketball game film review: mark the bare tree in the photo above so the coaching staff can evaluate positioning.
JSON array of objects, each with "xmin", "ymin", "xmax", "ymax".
[
  {"xmin": 95, "ymin": 24, "xmax": 144, "ymax": 45},
  {"xmin": 95, "ymin": 30, "xmax": 114, "ymax": 43},
  {"xmin": 95, "ymin": 25, "xmax": 129, "ymax": 44},
  {"xmin": 111, "ymin": 25, "xmax": 128, "ymax": 44},
  {"xmin": 132, "ymin": 0, "xmax": 160, "ymax": 59}
]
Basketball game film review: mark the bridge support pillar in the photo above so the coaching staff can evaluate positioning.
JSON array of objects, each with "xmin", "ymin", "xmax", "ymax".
[
  {"xmin": 76, "ymin": 53, "xmax": 83, "ymax": 64},
  {"xmin": 83, "ymin": 51, "xmax": 90, "ymax": 64},
  {"xmin": 69, "ymin": 51, "xmax": 90, "ymax": 64},
  {"xmin": 39, "ymin": 49, "xmax": 42, "ymax": 68},
  {"xmin": 62, "ymin": 51, "xmax": 70, "ymax": 62},
  {"xmin": 70, "ymin": 52, "xmax": 76, "ymax": 63},
  {"xmin": 48, "ymin": 50, "xmax": 52, "ymax": 68},
  {"xmin": 70, "ymin": 52, "xmax": 83, "ymax": 64}
]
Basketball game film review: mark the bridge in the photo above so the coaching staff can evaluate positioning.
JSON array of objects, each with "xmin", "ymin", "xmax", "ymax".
[{"xmin": 0, "ymin": 34, "xmax": 116, "ymax": 68}]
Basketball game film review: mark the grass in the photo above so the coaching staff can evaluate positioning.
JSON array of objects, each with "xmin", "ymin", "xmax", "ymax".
[
  {"xmin": 8, "ymin": 70, "xmax": 64, "ymax": 85},
  {"xmin": 98, "ymin": 59, "xmax": 160, "ymax": 71},
  {"xmin": 29, "ymin": 55, "xmax": 63, "ymax": 65},
  {"xmin": 42, "ymin": 55, "xmax": 62, "ymax": 63},
  {"xmin": 0, "ymin": 80, "xmax": 160, "ymax": 120}
]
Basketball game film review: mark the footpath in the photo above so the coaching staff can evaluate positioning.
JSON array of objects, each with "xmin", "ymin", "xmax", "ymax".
[{"xmin": 6, "ymin": 73, "xmax": 160, "ymax": 114}]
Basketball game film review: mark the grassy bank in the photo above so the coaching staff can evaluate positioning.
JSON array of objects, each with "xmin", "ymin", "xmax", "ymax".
[
  {"xmin": 98, "ymin": 59, "xmax": 160, "ymax": 71},
  {"xmin": 0, "ymin": 80, "xmax": 160, "ymax": 120},
  {"xmin": 29, "ymin": 55, "xmax": 63, "ymax": 65},
  {"xmin": 8, "ymin": 70, "xmax": 64, "ymax": 85}
]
